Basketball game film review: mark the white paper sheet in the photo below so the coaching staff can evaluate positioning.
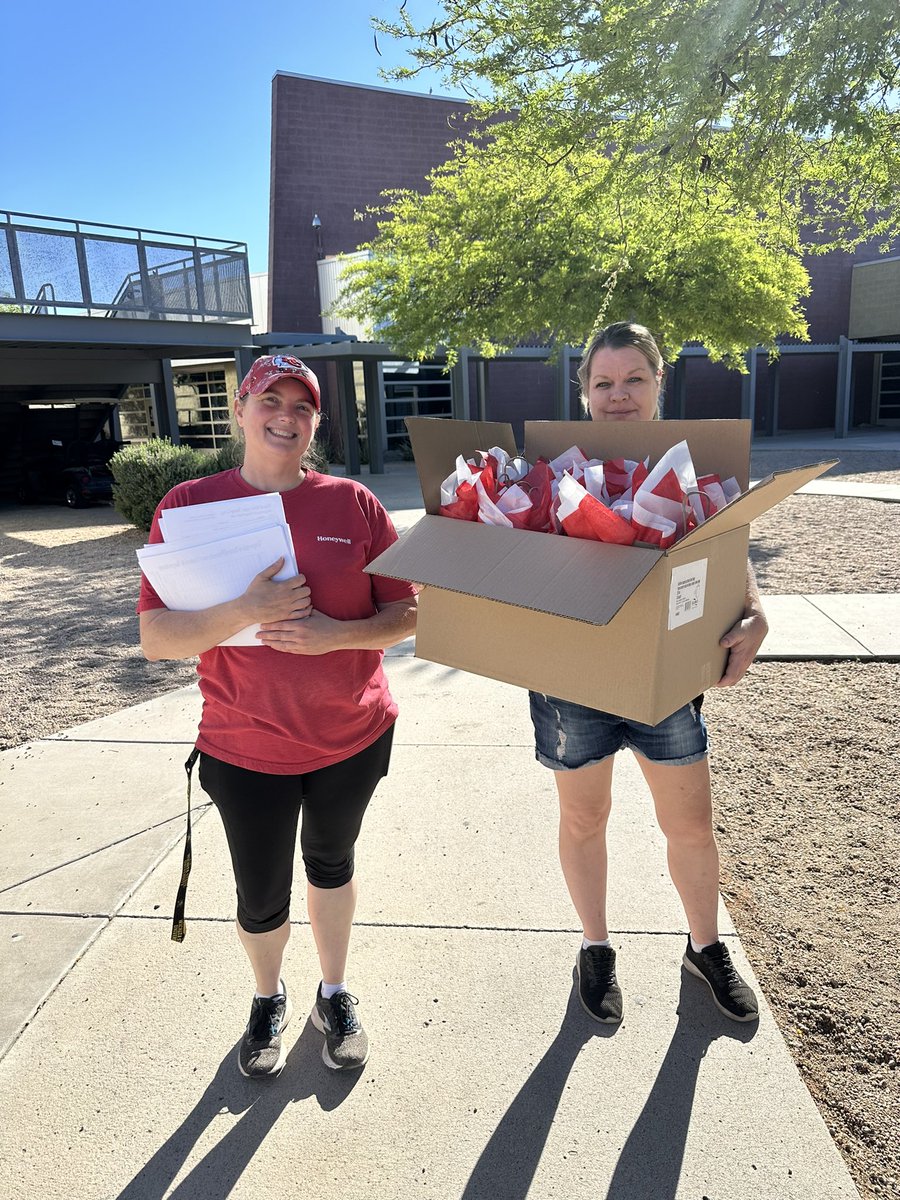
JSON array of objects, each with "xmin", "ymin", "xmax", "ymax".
[
  {"xmin": 138, "ymin": 496, "xmax": 299, "ymax": 647},
  {"xmin": 159, "ymin": 493, "xmax": 296, "ymax": 566}
]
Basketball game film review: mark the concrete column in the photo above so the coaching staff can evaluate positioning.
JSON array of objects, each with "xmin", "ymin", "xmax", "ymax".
[
  {"xmin": 362, "ymin": 359, "xmax": 386, "ymax": 473},
  {"xmin": 834, "ymin": 336, "xmax": 853, "ymax": 438},
  {"xmin": 336, "ymin": 358, "xmax": 361, "ymax": 475},
  {"xmin": 450, "ymin": 349, "xmax": 470, "ymax": 419},
  {"xmin": 556, "ymin": 349, "xmax": 572, "ymax": 420},
  {"xmin": 766, "ymin": 356, "xmax": 781, "ymax": 437},
  {"xmin": 476, "ymin": 358, "xmax": 488, "ymax": 421},
  {"xmin": 740, "ymin": 348, "xmax": 757, "ymax": 422},
  {"xmin": 155, "ymin": 359, "xmax": 180, "ymax": 443},
  {"xmin": 234, "ymin": 346, "xmax": 256, "ymax": 388}
]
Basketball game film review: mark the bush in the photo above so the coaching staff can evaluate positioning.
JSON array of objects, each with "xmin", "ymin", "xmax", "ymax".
[
  {"xmin": 209, "ymin": 438, "xmax": 244, "ymax": 472},
  {"xmin": 110, "ymin": 439, "xmax": 219, "ymax": 531},
  {"xmin": 110, "ymin": 435, "xmax": 330, "ymax": 531}
]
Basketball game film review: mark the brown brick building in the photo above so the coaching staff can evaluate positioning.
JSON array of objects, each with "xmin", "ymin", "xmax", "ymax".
[{"xmin": 268, "ymin": 72, "xmax": 900, "ymax": 439}]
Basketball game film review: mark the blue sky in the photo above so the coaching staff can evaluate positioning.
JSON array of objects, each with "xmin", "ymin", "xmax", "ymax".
[{"xmin": 2, "ymin": 1, "xmax": 453, "ymax": 273}]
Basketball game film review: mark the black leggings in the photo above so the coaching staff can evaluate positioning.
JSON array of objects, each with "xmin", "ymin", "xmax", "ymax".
[{"xmin": 198, "ymin": 725, "xmax": 394, "ymax": 934}]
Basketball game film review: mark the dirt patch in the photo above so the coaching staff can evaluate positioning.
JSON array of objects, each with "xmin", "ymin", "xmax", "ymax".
[{"xmin": 1, "ymin": 448, "xmax": 898, "ymax": 1199}]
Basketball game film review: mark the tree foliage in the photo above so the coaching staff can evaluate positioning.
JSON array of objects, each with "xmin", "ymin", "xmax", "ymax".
[
  {"xmin": 338, "ymin": 133, "xmax": 810, "ymax": 363},
  {"xmin": 336, "ymin": 1, "xmax": 898, "ymax": 362},
  {"xmin": 380, "ymin": 0, "xmax": 900, "ymax": 246}
]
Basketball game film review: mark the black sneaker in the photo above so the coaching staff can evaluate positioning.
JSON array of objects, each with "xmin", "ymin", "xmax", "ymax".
[
  {"xmin": 310, "ymin": 985, "xmax": 369, "ymax": 1070},
  {"xmin": 682, "ymin": 938, "xmax": 759, "ymax": 1022},
  {"xmin": 238, "ymin": 983, "xmax": 293, "ymax": 1078},
  {"xmin": 576, "ymin": 944, "xmax": 623, "ymax": 1023}
]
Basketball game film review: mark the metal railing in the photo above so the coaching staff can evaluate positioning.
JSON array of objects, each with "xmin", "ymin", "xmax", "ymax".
[
  {"xmin": 0, "ymin": 210, "xmax": 252, "ymax": 322},
  {"xmin": 30, "ymin": 282, "xmax": 58, "ymax": 316}
]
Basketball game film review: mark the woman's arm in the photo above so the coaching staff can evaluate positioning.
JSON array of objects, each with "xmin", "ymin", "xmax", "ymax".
[
  {"xmin": 255, "ymin": 595, "xmax": 418, "ymax": 656},
  {"xmin": 139, "ymin": 559, "xmax": 312, "ymax": 661},
  {"xmin": 714, "ymin": 562, "xmax": 768, "ymax": 687}
]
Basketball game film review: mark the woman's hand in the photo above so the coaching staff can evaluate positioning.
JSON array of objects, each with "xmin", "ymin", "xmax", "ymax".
[
  {"xmin": 715, "ymin": 561, "xmax": 768, "ymax": 688},
  {"xmin": 257, "ymin": 597, "xmax": 417, "ymax": 656},
  {"xmin": 241, "ymin": 559, "xmax": 312, "ymax": 624},
  {"xmin": 715, "ymin": 609, "xmax": 769, "ymax": 687},
  {"xmin": 257, "ymin": 610, "xmax": 348, "ymax": 655}
]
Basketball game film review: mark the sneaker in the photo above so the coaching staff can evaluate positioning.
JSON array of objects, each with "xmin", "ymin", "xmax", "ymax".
[
  {"xmin": 238, "ymin": 983, "xmax": 293, "ymax": 1078},
  {"xmin": 576, "ymin": 944, "xmax": 623, "ymax": 1023},
  {"xmin": 682, "ymin": 938, "xmax": 759, "ymax": 1022},
  {"xmin": 310, "ymin": 984, "xmax": 369, "ymax": 1070}
]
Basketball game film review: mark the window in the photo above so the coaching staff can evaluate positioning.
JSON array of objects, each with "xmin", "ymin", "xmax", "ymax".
[
  {"xmin": 383, "ymin": 362, "xmax": 452, "ymax": 451},
  {"xmin": 175, "ymin": 369, "xmax": 232, "ymax": 449},
  {"xmin": 119, "ymin": 385, "xmax": 155, "ymax": 442}
]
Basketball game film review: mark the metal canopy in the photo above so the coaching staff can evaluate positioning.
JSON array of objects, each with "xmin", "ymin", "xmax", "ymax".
[{"xmin": 0, "ymin": 311, "xmax": 253, "ymax": 358}]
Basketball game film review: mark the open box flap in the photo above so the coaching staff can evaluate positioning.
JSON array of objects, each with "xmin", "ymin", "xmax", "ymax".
[
  {"xmin": 366, "ymin": 514, "xmax": 662, "ymax": 626},
  {"xmin": 524, "ymin": 420, "xmax": 753, "ymax": 491},
  {"xmin": 676, "ymin": 460, "xmax": 838, "ymax": 549},
  {"xmin": 406, "ymin": 417, "xmax": 518, "ymax": 514}
]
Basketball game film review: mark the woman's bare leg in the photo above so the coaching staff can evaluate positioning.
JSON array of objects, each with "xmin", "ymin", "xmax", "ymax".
[
  {"xmin": 636, "ymin": 756, "xmax": 720, "ymax": 945},
  {"xmin": 236, "ymin": 919, "xmax": 290, "ymax": 995},
  {"xmin": 307, "ymin": 877, "xmax": 358, "ymax": 984},
  {"xmin": 554, "ymin": 757, "xmax": 616, "ymax": 939}
]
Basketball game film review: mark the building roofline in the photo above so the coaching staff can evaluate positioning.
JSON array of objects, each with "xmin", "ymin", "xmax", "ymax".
[
  {"xmin": 853, "ymin": 255, "xmax": 900, "ymax": 268},
  {"xmin": 272, "ymin": 70, "xmax": 466, "ymax": 106}
]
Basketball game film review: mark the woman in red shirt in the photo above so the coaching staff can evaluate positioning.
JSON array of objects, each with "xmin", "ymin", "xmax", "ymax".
[{"xmin": 139, "ymin": 355, "xmax": 417, "ymax": 1079}]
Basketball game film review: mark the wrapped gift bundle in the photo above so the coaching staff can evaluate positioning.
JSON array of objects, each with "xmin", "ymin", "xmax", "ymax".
[{"xmin": 439, "ymin": 441, "xmax": 741, "ymax": 550}]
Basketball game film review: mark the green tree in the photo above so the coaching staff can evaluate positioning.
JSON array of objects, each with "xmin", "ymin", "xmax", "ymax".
[
  {"xmin": 380, "ymin": 0, "xmax": 899, "ymax": 246},
  {"xmin": 338, "ymin": 135, "xmax": 810, "ymax": 363},
  {"xmin": 336, "ymin": 1, "xmax": 897, "ymax": 361}
]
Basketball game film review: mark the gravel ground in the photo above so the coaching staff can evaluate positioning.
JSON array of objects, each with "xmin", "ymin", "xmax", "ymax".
[{"xmin": 1, "ymin": 447, "xmax": 898, "ymax": 1199}]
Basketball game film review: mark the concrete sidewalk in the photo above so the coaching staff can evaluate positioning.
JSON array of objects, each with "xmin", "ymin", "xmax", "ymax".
[
  {"xmin": 0, "ymin": 671, "xmax": 860, "ymax": 1200},
  {"xmin": 3, "ymin": 444, "xmax": 892, "ymax": 1198}
]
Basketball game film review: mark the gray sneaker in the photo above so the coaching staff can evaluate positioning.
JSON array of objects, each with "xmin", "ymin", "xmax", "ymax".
[
  {"xmin": 310, "ymin": 985, "xmax": 369, "ymax": 1070},
  {"xmin": 238, "ymin": 983, "xmax": 292, "ymax": 1078}
]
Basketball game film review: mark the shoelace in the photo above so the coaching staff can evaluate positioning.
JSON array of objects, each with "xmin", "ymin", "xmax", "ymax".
[
  {"xmin": 699, "ymin": 944, "xmax": 741, "ymax": 992},
  {"xmin": 583, "ymin": 947, "xmax": 616, "ymax": 990},
  {"xmin": 250, "ymin": 996, "xmax": 285, "ymax": 1041},
  {"xmin": 328, "ymin": 991, "xmax": 361, "ymax": 1034}
]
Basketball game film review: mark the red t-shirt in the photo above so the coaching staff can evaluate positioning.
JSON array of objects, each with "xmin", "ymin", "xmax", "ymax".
[{"xmin": 137, "ymin": 468, "xmax": 416, "ymax": 774}]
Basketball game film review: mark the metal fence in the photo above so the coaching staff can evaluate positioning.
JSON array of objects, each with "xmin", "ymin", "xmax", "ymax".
[{"xmin": 1, "ymin": 211, "xmax": 252, "ymax": 322}]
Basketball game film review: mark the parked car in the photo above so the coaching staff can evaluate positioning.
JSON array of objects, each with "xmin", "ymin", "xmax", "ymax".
[{"xmin": 20, "ymin": 439, "xmax": 117, "ymax": 507}]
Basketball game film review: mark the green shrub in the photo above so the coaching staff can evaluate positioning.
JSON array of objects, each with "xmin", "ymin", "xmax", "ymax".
[
  {"xmin": 111, "ymin": 435, "xmax": 331, "ymax": 531},
  {"xmin": 210, "ymin": 438, "xmax": 245, "ymax": 471},
  {"xmin": 110, "ymin": 439, "xmax": 219, "ymax": 531}
]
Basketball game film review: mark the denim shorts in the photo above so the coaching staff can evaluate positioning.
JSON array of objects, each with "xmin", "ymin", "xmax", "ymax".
[{"xmin": 529, "ymin": 692, "xmax": 708, "ymax": 770}]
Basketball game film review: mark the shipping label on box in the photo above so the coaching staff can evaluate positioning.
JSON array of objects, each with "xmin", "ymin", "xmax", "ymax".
[{"xmin": 668, "ymin": 559, "xmax": 708, "ymax": 630}]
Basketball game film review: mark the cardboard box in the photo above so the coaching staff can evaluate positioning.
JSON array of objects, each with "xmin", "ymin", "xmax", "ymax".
[{"xmin": 367, "ymin": 417, "xmax": 835, "ymax": 725}]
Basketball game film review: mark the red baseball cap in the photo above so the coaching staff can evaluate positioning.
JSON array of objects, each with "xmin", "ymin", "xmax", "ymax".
[{"xmin": 237, "ymin": 355, "xmax": 321, "ymax": 410}]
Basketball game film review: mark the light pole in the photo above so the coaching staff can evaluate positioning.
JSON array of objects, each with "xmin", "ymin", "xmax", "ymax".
[{"xmin": 312, "ymin": 213, "xmax": 324, "ymax": 260}]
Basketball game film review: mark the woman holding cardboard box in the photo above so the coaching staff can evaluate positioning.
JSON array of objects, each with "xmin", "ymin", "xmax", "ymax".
[
  {"xmin": 138, "ymin": 354, "xmax": 417, "ymax": 1079},
  {"xmin": 529, "ymin": 322, "xmax": 768, "ymax": 1024}
]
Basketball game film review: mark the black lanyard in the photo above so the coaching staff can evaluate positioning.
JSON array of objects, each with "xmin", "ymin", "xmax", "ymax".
[{"xmin": 171, "ymin": 747, "xmax": 200, "ymax": 943}]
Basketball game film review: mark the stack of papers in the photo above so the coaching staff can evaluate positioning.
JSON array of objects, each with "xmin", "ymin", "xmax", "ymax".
[{"xmin": 136, "ymin": 493, "xmax": 299, "ymax": 646}]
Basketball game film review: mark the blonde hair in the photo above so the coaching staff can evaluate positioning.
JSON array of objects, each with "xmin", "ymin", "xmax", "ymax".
[{"xmin": 577, "ymin": 321, "xmax": 665, "ymax": 419}]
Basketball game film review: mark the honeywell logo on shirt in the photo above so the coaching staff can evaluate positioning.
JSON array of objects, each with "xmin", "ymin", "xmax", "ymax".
[{"xmin": 317, "ymin": 535, "xmax": 352, "ymax": 545}]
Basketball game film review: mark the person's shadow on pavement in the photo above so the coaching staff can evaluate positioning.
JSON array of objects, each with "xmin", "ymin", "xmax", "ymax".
[
  {"xmin": 462, "ymin": 972, "xmax": 758, "ymax": 1200},
  {"xmin": 461, "ymin": 980, "xmax": 617, "ymax": 1200},
  {"xmin": 114, "ymin": 1012, "xmax": 361, "ymax": 1200},
  {"xmin": 603, "ymin": 975, "xmax": 757, "ymax": 1200}
]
